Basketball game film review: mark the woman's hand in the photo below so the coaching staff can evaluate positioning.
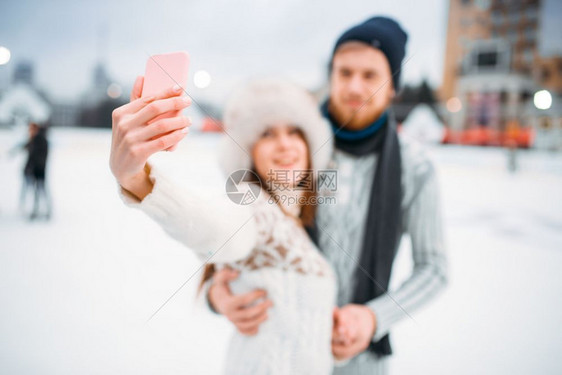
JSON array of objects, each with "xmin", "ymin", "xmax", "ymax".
[{"xmin": 110, "ymin": 76, "xmax": 192, "ymax": 199}]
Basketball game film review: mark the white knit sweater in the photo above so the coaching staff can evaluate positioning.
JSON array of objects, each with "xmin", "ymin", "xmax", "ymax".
[{"xmin": 119, "ymin": 165, "xmax": 337, "ymax": 375}]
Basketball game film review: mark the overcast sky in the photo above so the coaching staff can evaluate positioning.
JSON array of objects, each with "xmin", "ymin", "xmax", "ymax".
[{"xmin": 0, "ymin": 0, "xmax": 560, "ymax": 105}]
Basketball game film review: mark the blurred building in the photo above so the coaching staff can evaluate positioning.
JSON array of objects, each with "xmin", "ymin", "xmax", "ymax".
[
  {"xmin": 0, "ymin": 31, "xmax": 124, "ymax": 129},
  {"xmin": 0, "ymin": 62, "xmax": 51, "ymax": 128},
  {"xmin": 401, "ymin": 104, "xmax": 446, "ymax": 145},
  {"xmin": 81, "ymin": 62, "xmax": 113, "ymax": 108},
  {"xmin": 441, "ymin": 0, "xmax": 562, "ymax": 149},
  {"xmin": 52, "ymin": 27, "xmax": 119, "ymax": 127},
  {"xmin": 50, "ymin": 102, "xmax": 79, "ymax": 127},
  {"xmin": 393, "ymin": 79, "xmax": 442, "ymax": 124},
  {"xmin": 12, "ymin": 61, "xmax": 34, "ymax": 86},
  {"xmin": 78, "ymin": 62, "xmax": 126, "ymax": 128}
]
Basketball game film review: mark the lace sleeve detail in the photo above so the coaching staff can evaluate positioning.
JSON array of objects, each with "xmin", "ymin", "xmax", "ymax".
[{"xmin": 225, "ymin": 197, "xmax": 332, "ymax": 277}]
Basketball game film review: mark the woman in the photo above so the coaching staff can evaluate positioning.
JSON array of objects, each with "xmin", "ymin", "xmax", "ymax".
[{"xmin": 110, "ymin": 78, "xmax": 336, "ymax": 374}]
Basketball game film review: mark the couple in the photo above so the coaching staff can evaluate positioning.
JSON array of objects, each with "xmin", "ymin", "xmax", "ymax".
[{"xmin": 110, "ymin": 16, "xmax": 447, "ymax": 374}]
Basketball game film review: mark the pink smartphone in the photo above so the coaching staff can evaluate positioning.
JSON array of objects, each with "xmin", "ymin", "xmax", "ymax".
[
  {"xmin": 142, "ymin": 51, "xmax": 190, "ymax": 151},
  {"xmin": 142, "ymin": 51, "xmax": 190, "ymax": 98}
]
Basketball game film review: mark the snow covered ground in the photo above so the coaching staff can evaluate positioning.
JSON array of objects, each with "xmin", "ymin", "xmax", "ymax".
[{"xmin": 1, "ymin": 127, "xmax": 561, "ymax": 374}]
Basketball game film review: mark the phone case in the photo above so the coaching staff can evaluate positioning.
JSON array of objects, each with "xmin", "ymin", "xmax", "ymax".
[
  {"xmin": 142, "ymin": 51, "xmax": 190, "ymax": 98},
  {"xmin": 141, "ymin": 52, "xmax": 190, "ymax": 151}
]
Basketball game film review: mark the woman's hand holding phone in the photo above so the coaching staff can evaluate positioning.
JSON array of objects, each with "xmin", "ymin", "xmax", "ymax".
[
  {"xmin": 140, "ymin": 51, "xmax": 190, "ymax": 152},
  {"xmin": 109, "ymin": 75, "xmax": 192, "ymax": 200}
]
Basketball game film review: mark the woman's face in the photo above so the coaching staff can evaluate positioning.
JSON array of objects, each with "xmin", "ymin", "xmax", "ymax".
[{"xmin": 252, "ymin": 123, "xmax": 309, "ymax": 187}]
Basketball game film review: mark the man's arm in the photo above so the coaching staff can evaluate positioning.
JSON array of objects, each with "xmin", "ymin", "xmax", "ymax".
[
  {"xmin": 206, "ymin": 268, "xmax": 273, "ymax": 336},
  {"xmin": 367, "ymin": 163, "xmax": 448, "ymax": 342}
]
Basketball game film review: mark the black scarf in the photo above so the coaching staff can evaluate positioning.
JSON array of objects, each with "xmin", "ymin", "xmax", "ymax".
[{"xmin": 307, "ymin": 101, "xmax": 403, "ymax": 356}]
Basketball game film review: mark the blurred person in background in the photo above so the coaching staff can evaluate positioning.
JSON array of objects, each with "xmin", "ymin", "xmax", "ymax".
[{"xmin": 14, "ymin": 122, "xmax": 51, "ymax": 220}]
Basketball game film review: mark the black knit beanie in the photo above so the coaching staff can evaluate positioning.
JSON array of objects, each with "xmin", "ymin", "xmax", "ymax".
[{"xmin": 331, "ymin": 16, "xmax": 408, "ymax": 89}]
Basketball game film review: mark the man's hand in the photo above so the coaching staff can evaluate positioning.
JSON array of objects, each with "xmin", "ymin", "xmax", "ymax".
[
  {"xmin": 332, "ymin": 304, "xmax": 377, "ymax": 361},
  {"xmin": 208, "ymin": 268, "xmax": 273, "ymax": 336}
]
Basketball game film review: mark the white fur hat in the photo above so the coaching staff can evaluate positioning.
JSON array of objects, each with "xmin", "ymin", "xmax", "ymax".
[{"xmin": 218, "ymin": 79, "xmax": 333, "ymax": 176}]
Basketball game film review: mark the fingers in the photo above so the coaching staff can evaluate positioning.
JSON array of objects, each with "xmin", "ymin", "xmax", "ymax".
[
  {"xmin": 333, "ymin": 308, "xmax": 347, "ymax": 336},
  {"xmin": 133, "ymin": 95, "xmax": 191, "ymax": 126},
  {"xmin": 119, "ymin": 84, "xmax": 186, "ymax": 118},
  {"xmin": 233, "ymin": 301, "xmax": 272, "ymax": 336},
  {"xmin": 233, "ymin": 289, "xmax": 267, "ymax": 308},
  {"xmin": 332, "ymin": 329, "xmax": 351, "ymax": 346},
  {"xmin": 208, "ymin": 269, "xmax": 240, "ymax": 314},
  {"xmin": 223, "ymin": 290, "xmax": 272, "ymax": 336},
  {"xmin": 332, "ymin": 342, "xmax": 356, "ymax": 360},
  {"xmin": 332, "ymin": 308, "xmax": 354, "ymax": 346},
  {"xmin": 130, "ymin": 76, "xmax": 144, "ymax": 101},
  {"xmin": 212, "ymin": 268, "xmax": 240, "ymax": 284},
  {"xmin": 208, "ymin": 283, "xmax": 229, "ymax": 314},
  {"xmin": 332, "ymin": 336, "xmax": 362, "ymax": 360},
  {"xmin": 333, "ymin": 307, "xmax": 340, "ymax": 326},
  {"xmin": 231, "ymin": 299, "xmax": 273, "ymax": 322},
  {"xmin": 207, "ymin": 271, "xmax": 272, "ymax": 337},
  {"xmin": 235, "ymin": 310, "xmax": 269, "ymax": 334},
  {"xmin": 166, "ymin": 143, "xmax": 179, "ymax": 152},
  {"xmin": 239, "ymin": 326, "xmax": 259, "ymax": 336},
  {"xmin": 149, "ymin": 84, "xmax": 187, "ymax": 102},
  {"xmin": 137, "ymin": 127, "xmax": 188, "ymax": 156},
  {"xmin": 332, "ymin": 341, "xmax": 360, "ymax": 360},
  {"xmin": 134, "ymin": 115, "xmax": 191, "ymax": 142},
  {"xmin": 337, "ymin": 322, "xmax": 347, "ymax": 336}
]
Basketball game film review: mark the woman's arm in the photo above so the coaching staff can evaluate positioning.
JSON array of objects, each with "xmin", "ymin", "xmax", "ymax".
[
  {"xmin": 111, "ymin": 76, "xmax": 256, "ymax": 262},
  {"xmin": 118, "ymin": 162, "xmax": 257, "ymax": 263},
  {"xmin": 120, "ymin": 163, "xmax": 155, "ymax": 201}
]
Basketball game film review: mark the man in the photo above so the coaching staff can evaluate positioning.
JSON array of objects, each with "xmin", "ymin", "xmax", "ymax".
[{"xmin": 208, "ymin": 16, "xmax": 447, "ymax": 374}]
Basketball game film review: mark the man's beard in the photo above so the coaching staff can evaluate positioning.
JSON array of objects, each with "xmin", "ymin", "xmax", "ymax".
[{"xmin": 332, "ymin": 99, "xmax": 382, "ymax": 130}]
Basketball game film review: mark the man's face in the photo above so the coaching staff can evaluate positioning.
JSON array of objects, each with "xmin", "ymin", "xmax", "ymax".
[{"xmin": 329, "ymin": 43, "xmax": 395, "ymax": 130}]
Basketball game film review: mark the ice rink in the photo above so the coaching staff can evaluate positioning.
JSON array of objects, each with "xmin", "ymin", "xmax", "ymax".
[{"xmin": 1, "ymin": 128, "xmax": 561, "ymax": 374}]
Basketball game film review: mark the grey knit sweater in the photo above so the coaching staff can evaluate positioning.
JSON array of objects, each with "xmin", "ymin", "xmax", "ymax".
[{"xmin": 317, "ymin": 135, "xmax": 448, "ymax": 374}]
